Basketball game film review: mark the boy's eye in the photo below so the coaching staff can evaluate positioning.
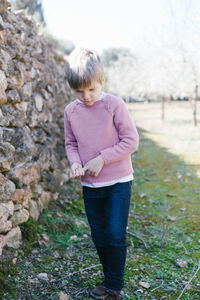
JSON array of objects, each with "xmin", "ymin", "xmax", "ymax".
[{"xmin": 89, "ymin": 89, "xmax": 94, "ymax": 91}]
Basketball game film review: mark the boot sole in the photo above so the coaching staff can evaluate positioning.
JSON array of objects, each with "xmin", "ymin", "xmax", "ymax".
[{"xmin": 90, "ymin": 291, "xmax": 108, "ymax": 299}]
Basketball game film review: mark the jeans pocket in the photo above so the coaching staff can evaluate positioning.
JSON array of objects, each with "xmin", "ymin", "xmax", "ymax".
[
  {"xmin": 83, "ymin": 186, "xmax": 101, "ymax": 199},
  {"xmin": 113, "ymin": 181, "xmax": 132, "ymax": 198}
]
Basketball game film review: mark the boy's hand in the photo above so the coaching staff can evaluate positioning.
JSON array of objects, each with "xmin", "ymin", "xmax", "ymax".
[
  {"xmin": 84, "ymin": 155, "xmax": 104, "ymax": 177},
  {"xmin": 70, "ymin": 162, "xmax": 85, "ymax": 179}
]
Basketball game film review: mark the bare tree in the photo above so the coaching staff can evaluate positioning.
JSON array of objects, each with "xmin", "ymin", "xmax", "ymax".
[{"xmin": 167, "ymin": 0, "xmax": 200, "ymax": 126}]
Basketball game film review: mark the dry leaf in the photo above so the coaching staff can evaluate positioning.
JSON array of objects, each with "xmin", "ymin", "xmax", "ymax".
[
  {"xmin": 41, "ymin": 233, "xmax": 50, "ymax": 241},
  {"xmin": 74, "ymin": 219, "xmax": 88, "ymax": 228},
  {"xmin": 69, "ymin": 235, "xmax": 78, "ymax": 241},
  {"xmin": 166, "ymin": 193, "xmax": 176, "ymax": 197},
  {"xmin": 140, "ymin": 193, "xmax": 147, "ymax": 198},
  {"xmin": 176, "ymin": 259, "xmax": 187, "ymax": 268},
  {"xmin": 167, "ymin": 216, "xmax": 177, "ymax": 221},
  {"xmin": 59, "ymin": 292, "xmax": 70, "ymax": 300},
  {"xmin": 139, "ymin": 281, "xmax": 150, "ymax": 288},
  {"xmin": 180, "ymin": 208, "xmax": 186, "ymax": 212},
  {"xmin": 164, "ymin": 178, "xmax": 171, "ymax": 182},
  {"xmin": 12, "ymin": 258, "xmax": 17, "ymax": 264}
]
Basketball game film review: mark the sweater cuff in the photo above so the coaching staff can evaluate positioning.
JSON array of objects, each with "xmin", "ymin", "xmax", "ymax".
[
  {"xmin": 100, "ymin": 150, "xmax": 110, "ymax": 165},
  {"xmin": 68, "ymin": 156, "xmax": 82, "ymax": 167}
]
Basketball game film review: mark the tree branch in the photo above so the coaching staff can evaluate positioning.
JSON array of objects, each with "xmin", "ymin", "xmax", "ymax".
[{"xmin": 127, "ymin": 230, "xmax": 148, "ymax": 249}]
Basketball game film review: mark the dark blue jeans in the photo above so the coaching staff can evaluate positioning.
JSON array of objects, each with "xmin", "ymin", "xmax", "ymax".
[{"xmin": 83, "ymin": 181, "xmax": 132, "ymax": 292}]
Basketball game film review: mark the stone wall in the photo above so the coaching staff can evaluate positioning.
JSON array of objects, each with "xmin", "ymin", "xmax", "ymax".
[{"xmin": 0, "ymin": 1, "xmax": 71, "ymax": 254}]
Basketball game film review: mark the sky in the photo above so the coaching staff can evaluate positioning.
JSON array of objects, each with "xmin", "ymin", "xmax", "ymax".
[
  {"xmin": 42, "ymin": 0, "xmax": 175, "ymax": 54},
  {"xmin": 41, "ymin": 0, "xmax": 200, "ymax": 58}
]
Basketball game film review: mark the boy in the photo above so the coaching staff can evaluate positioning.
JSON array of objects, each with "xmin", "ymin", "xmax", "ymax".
[{"xmin": 64, "ymin": 47, "xmax": 139, "ymax": 299}]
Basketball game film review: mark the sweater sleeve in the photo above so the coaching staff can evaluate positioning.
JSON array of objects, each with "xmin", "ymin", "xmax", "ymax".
[
  {"xmin": 100, "ymin": 99, "xmax": 139, "ymax": 165},
  {"xmin": 64, "ymin": 108, "xmax": 82, "ymax": 166}
]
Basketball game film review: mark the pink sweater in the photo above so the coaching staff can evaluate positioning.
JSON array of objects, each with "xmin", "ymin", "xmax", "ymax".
[{"xmin": 64, "ymin": 93, "xmax": 139, "ymax": 183}]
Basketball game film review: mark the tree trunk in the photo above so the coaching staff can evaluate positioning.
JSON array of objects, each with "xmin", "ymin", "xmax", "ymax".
[
  {"xmin": 161, "ymin": 96, "xmax": 165, "ymax": 121},
  {"xmin": 193, "ymin": 85, "xmax": 198, "ymax": 127}
]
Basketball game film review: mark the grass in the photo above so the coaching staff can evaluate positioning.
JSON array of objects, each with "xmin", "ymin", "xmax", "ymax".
[
  {"xmin": 1, "ymin": 101, "xmax": 200, "ymax": 299},
  {"xmin": 124, "ymin": 133, "xmax": 200, "ymax": 299}
]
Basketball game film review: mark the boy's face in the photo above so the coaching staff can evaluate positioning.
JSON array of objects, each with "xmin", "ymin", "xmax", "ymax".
[{"xmin": 74, "ymin": 80, "xmax": 104, "ymax": 106}]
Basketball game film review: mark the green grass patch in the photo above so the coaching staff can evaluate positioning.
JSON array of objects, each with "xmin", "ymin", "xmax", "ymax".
[{"xmin": 124, "ymin": 131, "xmax": 200, "ymax": 299}]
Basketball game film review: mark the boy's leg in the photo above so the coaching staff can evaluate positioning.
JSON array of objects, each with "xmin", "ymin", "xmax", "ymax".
[
  {"xmin": 104, "ymin": 181, "xmax": 132, "ymax": 292},
  {"xmin": 83, "ymin": 186, "xmax": 107, "ymax": 275}
]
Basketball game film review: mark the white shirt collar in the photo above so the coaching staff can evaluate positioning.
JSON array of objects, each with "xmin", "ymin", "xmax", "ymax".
[{"xmin": 76, "ymin": 91, "xmax": 107, "ymax": 103}]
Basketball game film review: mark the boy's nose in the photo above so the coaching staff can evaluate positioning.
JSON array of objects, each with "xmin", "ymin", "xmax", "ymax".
[{"xmin": 83, "ymin": 92, "xmax": 89, "ymax": 100}]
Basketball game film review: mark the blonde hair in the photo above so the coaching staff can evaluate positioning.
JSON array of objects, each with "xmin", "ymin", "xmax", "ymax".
[{"xmin": 65, "ymin": 47, "xmax": 105, "ymax": 89}]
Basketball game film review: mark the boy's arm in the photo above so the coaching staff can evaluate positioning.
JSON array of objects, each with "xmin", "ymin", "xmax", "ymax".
[
  {"xmin": 100, "ymin": 99, "xmax": 139, "ymax": 165},
  {"xmin": 64, "ymin": 109, "xmax": 82, "ymax": 166}
]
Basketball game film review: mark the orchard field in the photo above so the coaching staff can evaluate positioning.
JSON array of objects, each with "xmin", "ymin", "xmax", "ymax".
[{"xmin": 128, "ymin": 101, "xmax": 200, "ymax": 171}]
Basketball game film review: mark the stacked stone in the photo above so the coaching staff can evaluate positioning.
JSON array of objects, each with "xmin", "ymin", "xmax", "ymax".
[{"xmin": 0, "ymin": 1, "xmax": 72, "ymax": 254}]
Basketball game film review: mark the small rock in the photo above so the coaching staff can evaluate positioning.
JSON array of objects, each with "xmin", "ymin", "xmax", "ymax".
[
  {"xmin": 74, "ymin": 219, "xmax": 88, "ymax": 228},
  {"xmin": 139, "ymin": 281, "xmax": 150, "ymax": 288},
  {"xmin": 10, "ymin": 208, "xmax": 29, "ymax": 226},
  {"xmin": 28, "ymin": 277, "xmax": 40, "ymax": 284},
  {"xmin": 53, "ymin": 251, "xmax": 60, "ymax": 258},
  {"xmin": 177, "ymin": 173, "xmax": 182, "ymax": 179},
  {"xmin": 14, "ymin": 204, "xmax": 22, "ymax": 211},
  {"xmin": 140, "ymin": 193, "xmax": 147, "ymax": 198},
  {"xmin": 0, "ymin": 70, "xmax": 7, "ymax": 90},
  {"xmin": 6, "ymin": 226, "xmax": 22, "ymax": 249},
  {"xmin": 180, "ymin": 207, "xmax": 186, "ymax": 211},
  {"xmin": 35, "ymin": 94, "xmax": 43, "ymax": 111},
  {"xmin": 59, "ymin": 291, "xmax": 70, "ymax": 300},
  {"xmin": 0, "ymin": 173, "xmax": 16, "ymax": 202},
  {"xmin": 37, "ymin": 273, "xmax": 48, "ymax": 281},
  {"xmin": 41, "ymin": 233, "xmax": 49, "ymax": 241},
  {"xmin": 166, "ymin": 193, "xmax": 176, "ymax": 197},
  {"xmin": 56, "ymin": 211, "xmax": 62, "ymax": 217},
  {"xmin": 32, "ymin": 248, "xmax": 38, "ymax": 254},
  {"xmin": 0, "ymin": 218, "xmax": 12, "ymax": 233},
  {"xmin": 164, "ymin": 178, "xmax": 171, "ymax": 182},
  {"xmin": 69, "ymin": 235, "xmax": 78, "ymax": 241},
  {"xmin": 0, "ymin": 234, "xmax": 9, "ymax": 255},
  {"xmin": 136, "ymin": 288, "xmax": 144, "ymax": 293},
  {"xmin": 176, "ymin": 259, "xmax": 187, "ymax": 268},
  {"xmin": 29, "ymin": 200, "xmax": 40, "ymax": 221},
  {"xmin": 12, "ymin": 257, "xmax": 17, "ymax": 264},
  {"xmin": 167, "ymin": 216, "xmax": 177, "ymax": 221}
]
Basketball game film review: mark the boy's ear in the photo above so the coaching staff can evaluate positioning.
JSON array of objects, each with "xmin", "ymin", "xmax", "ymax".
[{"xmin": 101, "ymin": 78, "xmax": 105, "ymax": 86}]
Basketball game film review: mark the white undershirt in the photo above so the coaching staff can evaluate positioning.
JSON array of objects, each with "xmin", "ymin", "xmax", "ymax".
[
  {"xmin": 81, "ymin": 174, "xmax": 134, "ymax": 188},
  {"xmin": 80, "ymin": 92, "xmax": 134, "ymax": 188}
]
